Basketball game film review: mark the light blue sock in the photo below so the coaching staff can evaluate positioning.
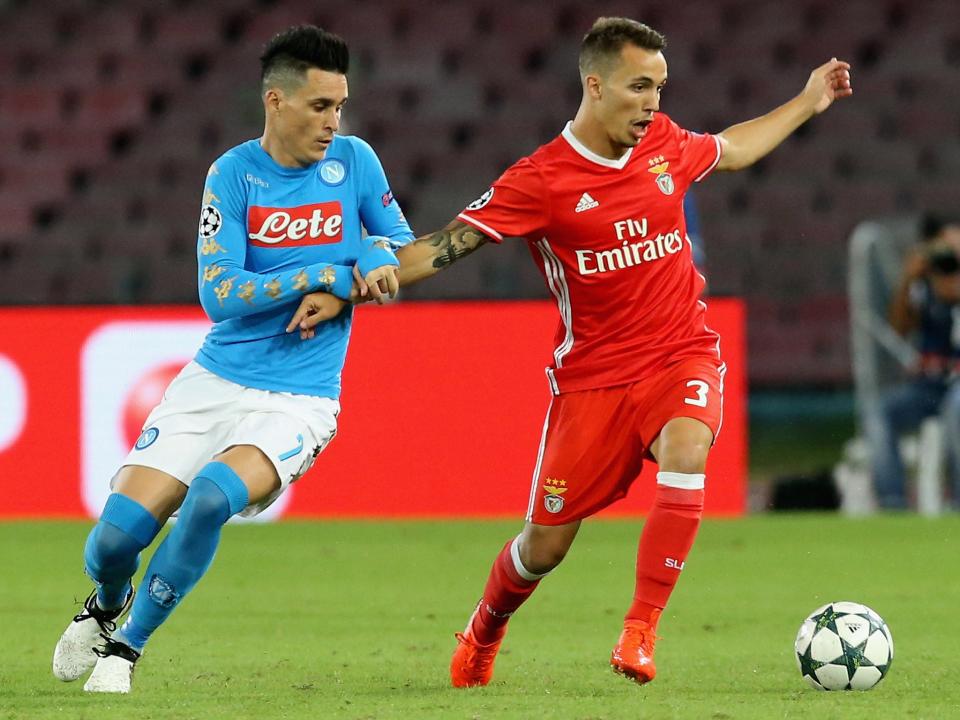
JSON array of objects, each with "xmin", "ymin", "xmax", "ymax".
[
  {"xmin": 84, "ymin": 494, "xmax": 161, "ymax": 610},
  {"xmin": 116, "ymin": 462, "xmax": 248, "ymax": 651}
]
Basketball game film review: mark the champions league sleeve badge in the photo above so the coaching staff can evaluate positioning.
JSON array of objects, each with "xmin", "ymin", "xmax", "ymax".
[
  {"xmin": 199, "ymin": 205, "xmax": 223, "ymax": 238},
  {"xmin": 466, "ymin": 187, "xmax": 494, "ymax": 211}
]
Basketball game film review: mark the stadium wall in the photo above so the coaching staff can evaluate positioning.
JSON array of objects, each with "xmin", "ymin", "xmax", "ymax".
[{"xmin": 0, "ymin": 300, "xmax": 746, "ymax": 518}]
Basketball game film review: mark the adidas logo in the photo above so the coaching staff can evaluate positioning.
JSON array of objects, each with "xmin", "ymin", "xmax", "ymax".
[{"xmin": 575, "ymin": 192, "xmax": 599, "ymax": 213}]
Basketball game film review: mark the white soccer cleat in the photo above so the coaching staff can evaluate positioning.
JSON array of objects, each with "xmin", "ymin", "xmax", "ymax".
[
  {"xmin": 53, "ymin": 588, "xmax": 134, "ymax": 681},
  {"xmin": 83, "ymin": 636, "xmax": 140, "ymax": 694}
]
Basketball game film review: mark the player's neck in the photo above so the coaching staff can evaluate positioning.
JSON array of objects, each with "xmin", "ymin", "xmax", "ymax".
[
  {"xmin": 259, "ymin": 131, "xmax": 308, "ymax": 169},
  {"xmin": 570, "ymin": 109, "xmax": 629, "ymax": 161}
]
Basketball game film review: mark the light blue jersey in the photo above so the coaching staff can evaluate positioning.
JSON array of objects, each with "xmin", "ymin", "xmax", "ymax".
[{"xmin": 193, "ymin": 136, "xmax": 413, "ymax": 398}]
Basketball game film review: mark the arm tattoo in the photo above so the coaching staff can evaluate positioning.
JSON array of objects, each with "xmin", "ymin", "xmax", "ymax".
[{"xmin": 425, "ymin": 222, "xmax": 488, "ymax": 269}]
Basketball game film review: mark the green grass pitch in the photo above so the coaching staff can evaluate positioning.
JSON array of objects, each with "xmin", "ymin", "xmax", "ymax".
[{"xmin": 2, "ymin": 515, "xmax": 958, "ymax": 719}]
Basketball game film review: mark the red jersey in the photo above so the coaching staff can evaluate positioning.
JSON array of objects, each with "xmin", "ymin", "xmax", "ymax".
[{"xmin": 458, "ymin": 114, "xmax": 723, "ymax": 394}]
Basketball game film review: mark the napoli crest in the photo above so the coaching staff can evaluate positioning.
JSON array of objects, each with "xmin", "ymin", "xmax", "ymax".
[
  {"xmin": 319, "ymin": 159, "xmax": 347, "ymax": 186},
  {"xmin": 134, "ymin": 427, "xmax": 160, "ymax": 450}
]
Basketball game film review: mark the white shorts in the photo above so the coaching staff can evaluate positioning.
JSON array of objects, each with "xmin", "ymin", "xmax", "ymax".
[{"xmin": 118, "ymin": 361, "xmax": 339, "ymax": 517}]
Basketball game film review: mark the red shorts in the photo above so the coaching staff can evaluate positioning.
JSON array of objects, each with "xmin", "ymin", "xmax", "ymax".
[{"xmin": 526, "ymin": 357, "xmax": 725, "ymax": 525}]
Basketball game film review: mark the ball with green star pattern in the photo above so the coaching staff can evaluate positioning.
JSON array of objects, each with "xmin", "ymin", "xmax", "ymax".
[{"xmin": 794, "ymin": 601, "xmax": 893, "ymax": 690}]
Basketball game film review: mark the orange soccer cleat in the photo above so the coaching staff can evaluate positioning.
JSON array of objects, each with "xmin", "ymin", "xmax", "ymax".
[
  {"xmin": 450, "ymin": 629, "xmax": 503, "ymax": 687},
  {"xmin": 610, "ymin": 615, "xmax": 661, "ymax": 684}
]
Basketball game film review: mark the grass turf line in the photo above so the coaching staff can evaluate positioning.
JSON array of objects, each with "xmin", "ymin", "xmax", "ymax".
[{"xmin": 1, "ymin": 515, "xmax": 958, "ymax": 719}]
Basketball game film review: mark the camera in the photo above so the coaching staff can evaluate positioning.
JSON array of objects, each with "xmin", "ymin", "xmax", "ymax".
[{"xmin": 927, "ymin": 245, "xmax": 960, "ymax": 275}]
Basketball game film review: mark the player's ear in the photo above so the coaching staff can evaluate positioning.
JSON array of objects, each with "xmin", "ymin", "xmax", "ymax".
[
  {"xmin": 585, "ymin": 74, "xmax": 603, "ymax": 101},
  {"xmin": 264, "ymin": 87, "xmax": 283, "ymax": 114}
]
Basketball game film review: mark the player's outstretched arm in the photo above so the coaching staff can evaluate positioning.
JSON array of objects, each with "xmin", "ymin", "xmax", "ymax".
[
  {"xmin": 288, "ymin": 220, "xmax": 490, "ymax": 337},
  {"xmin": 394, "ymin": 220, "xmax": 490, "ymax": 286},
  {"xmin": 716, "ymin": 58, "xmax": 852, "ymax": 172}
]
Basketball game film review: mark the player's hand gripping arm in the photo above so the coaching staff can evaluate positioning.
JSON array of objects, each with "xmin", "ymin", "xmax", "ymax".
[
  {"xmin": 287, "ymin": 220, "xmax": 489, "ymax": 338},
  {"xmin": 715, "ymin": 58, "xmax": 852, "ymax": 171},
  {"xmin": 200, "ymin": 242, "xmax": 398, "ymax": 323}
]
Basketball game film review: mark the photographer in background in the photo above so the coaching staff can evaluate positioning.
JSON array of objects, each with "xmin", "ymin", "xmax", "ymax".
[{"xmin": 870, "ymin": 215, "xmax": 960, "ymax": 510}]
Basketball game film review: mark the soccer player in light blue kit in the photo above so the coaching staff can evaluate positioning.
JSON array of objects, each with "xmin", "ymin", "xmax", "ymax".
[{"xmin": 52, "ymin": 25, "xmax": 410, "ymax": 694}]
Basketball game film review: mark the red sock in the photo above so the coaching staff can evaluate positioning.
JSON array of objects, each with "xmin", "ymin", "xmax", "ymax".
[
  {"xmin": 626, "ymin": 475, "xmax": 705, "ymax": 627},
  {"xmin": 469, "ymin": 538, "xmax": 541, "ymax": 645}
]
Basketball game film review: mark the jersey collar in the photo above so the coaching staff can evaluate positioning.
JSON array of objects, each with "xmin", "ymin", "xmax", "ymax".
[{"xmin": 561, "ymin": 121, "xmax": 633, "ymax": 170}]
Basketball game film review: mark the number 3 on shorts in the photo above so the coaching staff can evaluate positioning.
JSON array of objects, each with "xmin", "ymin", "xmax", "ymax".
[{"xmin": 684, "ymin": 379, "xmax": 709, "ymax": 407}]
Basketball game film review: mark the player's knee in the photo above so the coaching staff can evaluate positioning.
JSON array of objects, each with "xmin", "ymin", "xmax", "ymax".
[
  {"xmin": 519, "ymin": 531, "xmax": 573, "ymax": 574},
  {"xmin": 518, "ymin": 546, "xmax": 561, "ymax": 574},
  {"xmin": 657, "ymin": 437, "xmax": 710, "ymax": 475},
  {"xmin": 84, "ymin": 523, "xmax": 140, "ymax": 580},
  {"xmin": 659, "ymin": 453, "xmax": 708, "ymax": 476},
  {"xmin": 84, "ymin": 493, "xmax": 161, "ymax": 580},
  {"xmin": 184, "ymin": 462, "xmax": 251, "ymax": 523},
  {"xmin": 533, "ymin": 546, "xmax": 569, "ymax": 573},
  {"xmin": 178, "ymin": 477, "xmax": 233, "ymax": 529},
  {"xmin": 655, "ymin": 422, "xmax": 712, "ymax": 475}
]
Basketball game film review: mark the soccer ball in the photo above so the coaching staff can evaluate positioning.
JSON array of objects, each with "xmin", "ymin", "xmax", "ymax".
[{"xmin": 794, "ymin": 601, "xmax": 893, "ymax": 691}]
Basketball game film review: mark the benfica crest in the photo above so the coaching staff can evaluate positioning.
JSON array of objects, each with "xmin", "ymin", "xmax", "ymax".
[
  {"xmin": 648, "ymin": 158, "xmax": 675, "ymax": 195},
  {"xmin": 656, "ymin": 172, "xmax": 675, "ymax": 195},
  {"xmin": 543, "ymin": 477, "xmax": 568, "ymax": 514},
  {"xmin": 544, "ymin": 494, "xmax": 564, "ymax": 513}
]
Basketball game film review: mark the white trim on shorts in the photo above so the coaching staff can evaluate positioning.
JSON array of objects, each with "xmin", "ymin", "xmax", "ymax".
[{"xmin": 525, "ymin": 397, "xmax": 554, "ymax": 522}]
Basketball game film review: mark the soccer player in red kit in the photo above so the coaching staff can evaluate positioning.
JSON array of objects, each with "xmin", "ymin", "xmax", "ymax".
[{"xmin": 288, "ymin": 17, "xmax": 852, "ymax": 686}]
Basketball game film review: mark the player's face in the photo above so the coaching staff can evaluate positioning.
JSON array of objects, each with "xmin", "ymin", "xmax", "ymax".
[
  {"xmin": 595, "ymin": 45, "xmax": 667, "ymax": 150},
  {"xmin": 272, "ymin": 68, "xmax": 348, "ymax": 166}
]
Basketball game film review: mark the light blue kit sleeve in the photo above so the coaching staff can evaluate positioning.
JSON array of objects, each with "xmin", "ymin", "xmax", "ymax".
[
  {"xmin": 196, "ymin": 158, "xmax": 355, "ymax": 323},
  {"xmin": 353, "ymin": 138, "xmax": 415, "ymax": 249}
]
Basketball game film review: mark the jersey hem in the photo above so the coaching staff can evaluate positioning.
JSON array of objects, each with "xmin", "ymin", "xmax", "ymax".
[
  {"xmin": 546, "ymin": 351, "xmax": 724, "ymax": 395},
  {"xmin": 193, "ymin": 353, "xmax": 341, "ymax": 400}
]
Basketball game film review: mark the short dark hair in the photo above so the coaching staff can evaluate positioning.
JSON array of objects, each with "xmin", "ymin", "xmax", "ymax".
[
  {"xmin": 260, "ymin": 25, "xmax": 349, "ymax": 93},
  {"xmin": 579, "ymin": 17, "xmax": 666, "ymax": 77}
]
